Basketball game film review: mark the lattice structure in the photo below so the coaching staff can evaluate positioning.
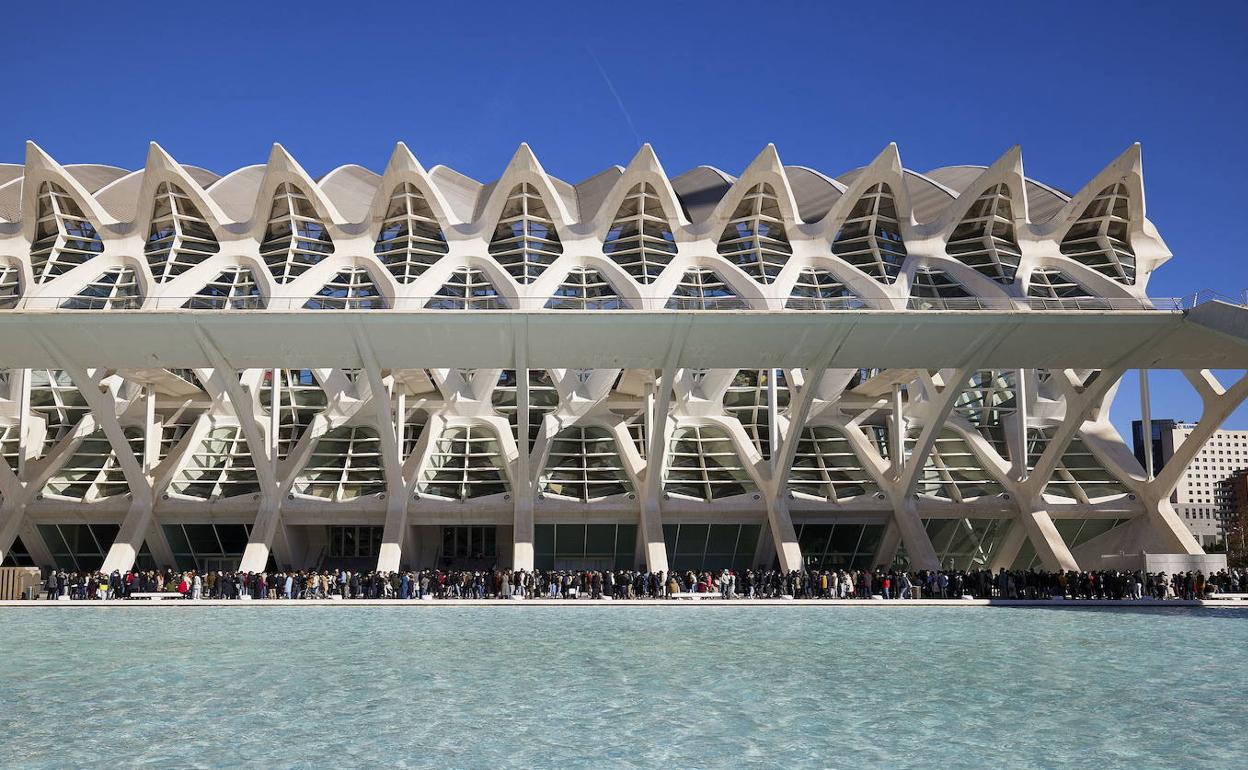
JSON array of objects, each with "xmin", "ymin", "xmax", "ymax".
[
  {"xmin": 426, "ymin": 268, "xmax": 506, "ymax": 309},
  {"xmin": 260, "ymin": 183, "xmax": 335, "ymax": 283},
  {"xmin": 1060, "ymin": 183, "xmax": 1136, "ymax": 285},
  {"xmin": 603, "ymin": 183, "xmax": 677, "ymax": 283},
  {"xmin": 170, "ymin": 427, "xmax": 260, "ymax": 500},
  {"xmin": 946, "ymin": 183, "xmax": 1022, "ymax": 283},
  {"xmin": 0, "ymin": 143, "xmax": 1218, "ymax": 578},
  {"xmin": 418, "ymin": 424, "xmax": 509, "ymax": 500},
  {"xmin": 717, "ymin": 184, "xmax": 792, "ymax": 283},
  {"xmin": 305, "ymin": 267, "xmax": 387, "ymax": 310},
  {"xmin": 539, "ymin": 426, "xmax": 633, "ymax": 501},
  {"xmin": 29, "ymin": 183, "xmax": 104, "ymax": 284},
  {"xmin": 292, "ymin": 426, "xmax": 385, "ymax": 501},
  {"xmin": 374, "ymin": 183, "xmax": 449, "ymax": 283},
  {"xmin": 61, "ymin": 267, "xmax": 142, "ymax": 310},
  {"xmin": 145, "ymin": 182, "xmax": 221, "ymax": 282},
  {"xmin": 546, "ymin": 268, "xmax": 625, "ymax": 310},
  {"xmin": 832, "ymin": 184, "xmax": 907, "ymax": 283},
  {"xmin": 667, "ymin": 268, "xmax": 744, "ymax": 310},
  {"xmin": 185, "ymin": 267, "xmax": 264, "ymax": 309},
  {"xmin": 665, "ymin": 425, "xmax": 756, "ymax": 501},
  {"xmin": 488, "ymin": 183, "xmax": 562, "ymax": 284}
]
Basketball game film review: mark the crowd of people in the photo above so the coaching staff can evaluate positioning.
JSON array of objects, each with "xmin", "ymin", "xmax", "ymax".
[{"xmin": 36, "ymin": 564, "xmax": 1248, "ymax": 602}]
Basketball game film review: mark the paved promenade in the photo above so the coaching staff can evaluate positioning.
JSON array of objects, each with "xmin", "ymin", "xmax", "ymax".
[{"xmin": 3, "ymin": 598, "xmax": 1245, "ymax": 608}]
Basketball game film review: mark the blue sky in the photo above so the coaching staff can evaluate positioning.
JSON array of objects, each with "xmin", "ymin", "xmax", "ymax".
[{"xmin": 3, "ymin": 0, "xmax": 1245, "ymax": 436}]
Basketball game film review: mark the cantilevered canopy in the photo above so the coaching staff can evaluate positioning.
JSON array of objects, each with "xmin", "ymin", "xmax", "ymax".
[{"xmin": 1, "ymin": 304, "xmax": 1245, "ymax": 370}]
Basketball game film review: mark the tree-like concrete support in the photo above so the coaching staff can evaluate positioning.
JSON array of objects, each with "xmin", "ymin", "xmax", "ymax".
[
  {"xmin": 1015, "ymin": 499, "xmax": 1079, "ymax": 571},
  {"xmin": 511, "ymin": 320, "xmax": 535, "ymax": 572},
  {"xmin": 639, "ymin": 369, "xmax": 674, "ymax": 572},
  {"xmin": 354, "ymin": 326, "xmax": 407, "ymax": 573},
  {"xmin": 34, "ymin": 334, "xmax": 166, "ymax": 575},
  {"xmin": 195, "ymin": 329, "xmax": 281, "ymax": 574}
]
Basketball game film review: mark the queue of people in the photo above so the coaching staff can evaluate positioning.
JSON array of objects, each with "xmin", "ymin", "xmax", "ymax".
[{"xmin": 36, "ymin": 564, "xmax": 1248, "ymax": 602}]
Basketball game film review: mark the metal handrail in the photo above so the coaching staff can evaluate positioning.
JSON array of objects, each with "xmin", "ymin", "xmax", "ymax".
[
  {"xmin": 1182, "ymin": 289, "xmax": 1248, "ymax": 309},
  {"xmin": 0, "ymin": 295, "xmax": 1200, "ymax": 312}
]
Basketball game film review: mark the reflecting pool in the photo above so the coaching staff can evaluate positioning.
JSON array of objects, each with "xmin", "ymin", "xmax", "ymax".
[{"xmin": 1, "ymin": 607, "xmax": 1244, "ymax": 769}]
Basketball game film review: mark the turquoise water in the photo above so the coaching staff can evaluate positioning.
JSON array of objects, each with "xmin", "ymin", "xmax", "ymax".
[{"xmin": 1, "ymin": 607, "xmax": 1244, "ymax": 769}]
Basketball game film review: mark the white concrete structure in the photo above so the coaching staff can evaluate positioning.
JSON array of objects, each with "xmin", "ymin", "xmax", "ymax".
[{"xmin": 0, "ymin": 140, "xmax": 1245, "ymax": 577}]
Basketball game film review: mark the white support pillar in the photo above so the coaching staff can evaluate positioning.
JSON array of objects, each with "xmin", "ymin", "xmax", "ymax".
[
  {"xmin": 34, "ymin": 335, "xmax": 158, "ymax": 575},
  {"xmin": 16, "ymin": 368, "xmax": 30, "ymax": 479},
  {"xmin": 634, "ymin": 316, "xmax": 692, "ymax": 573},
  {"xmin": 1139, "ymin": 369, "xmax": 1154, "ymax": 480},
  {"xmin": 1012, "ymin": 369, "xmax": 1028, "ymax": 482},
  {"xmin": 639, "ymin": 369, "xmax": 672, "ymax": 572},
  {"xmin": 512, "ymin": 327, "xmax": 535, "ymax": 572},
  {"xmin": 194, "ymin": 330, "xmax": 281, "ymax": 574},
  {"xmin": 767, "ymin": 369, "xmax": 779, "ymax": 469},
  {"xmin": 1015, "ymin": 499, "xmax": 1079, "ymax": 572},
  {"xmin": 0, "ymin": 500, "xmax": 28, "ymax": 567},
  {"xmin": 872, "ymin": 519, "xmax": 901, "ymax": 568},
  {"xmin": 353, "ymin": 327, "xmax": 407, "ymax": 573},
  {"xmin": 142, "ymin": 384, "xmax": 158, "ymax": 475},
  {"xmin": 890, "ymin": 383, "xmax": 904, "ymax": 472},
  {"xmin": 270, "ymin": 367, "xmax": 281, "ymax": 465},
  {"xmin": 988, "ymin": 518, "xmax": 1029, "ymax": 571}
]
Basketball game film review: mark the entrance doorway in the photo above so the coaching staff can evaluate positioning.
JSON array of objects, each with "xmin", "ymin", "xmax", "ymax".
[{"xmin": 440, "ymin": 526, "xmax": 498, "ymax": 570}]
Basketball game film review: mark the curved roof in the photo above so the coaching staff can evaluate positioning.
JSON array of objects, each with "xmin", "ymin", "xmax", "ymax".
[
  {"xmin": 923, "ymin": 165, "xmax": 986, "ymax": 195},
  {"xmin": 318, "ymin": 164, "xmax": 381, "ymax": 223},
  {"xmin": 63, "ymin": 164, "xmax": 131, "ymax": 193},
  {"xmin": 784, "ymin": 165, "xmax": 844, "ymax": 223},
  {"xmin": 206, "ymin": 164, "xmax": 266, "ymax": 222},
  {"xmin": 0, "ymin": 144, "xmax": 1126, "ymax": 232},
  {"xmin": 903, "ymin": 170, "xmax": 958, "ymax": 224},
  {"xmin": 671, "ymin": 166, "xmax": 734, "ymax": 223}
]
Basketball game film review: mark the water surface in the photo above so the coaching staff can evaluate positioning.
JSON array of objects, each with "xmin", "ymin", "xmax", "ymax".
[{"xmin": 1, "ymin": 606, "xmax": 1243, "ymax": 769}]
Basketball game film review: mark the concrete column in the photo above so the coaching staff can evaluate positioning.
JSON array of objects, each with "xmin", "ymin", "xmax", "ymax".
[
  {"xmin": 142, "ymin": 384, "xmax": 158, "ymax": 474},
  {"xmin": 270, "ymin": 367, "xmax": 281, "ymax": 463},
  {"xmin": 512, "ymin": 336, "xmax": 535, "ymax": 571},
  {"xmin": 239, "ymin": 498, "xmax": 281, "ymax": 572},
  {"xmin": 1139, "ymin": 369, "xmax": 1153, "ymax": 480},
  {"xmin": 872, "ymin": 519, "xmax": 901, "ymax": 568},
  {"xmin": 101, "ymin": 498, "xmax": 157, "ymax": 573},
  {"xmin": 195, "ymin": 332, "xmax": 282, "ymax": 573},
  {"xmin": 1012, "ymin": 369, "xmax": 1028, "ymax": 481},
  {"xmin": 16, "ymin": 368, "xmax": 30, "ymax": 479},
  {"xmin": 892, "ymin": 496, "xmax": 940, "ymax": 570},
  {"xmin": 765, "ymin": 493, "xmax": 803, "ymax": 572},
  {"xmin": 36, "ymin": 340, "xmax": 157, "ymax": 575},
  {"xmin": 988, "ymin": 517, "xmax": 1029, "ymax": 571},
  {"xmin": 0, "ymin": 500, "xmax": 28, "ymax": 567},
  {"xmin": 638, "ymin": 369, "xmax": 674, "ymax": 572},
  {"xmin": 377, "ymin": 387, "xmax": 407, "ymax": 572},
  {"xmin": 890, "ymin": 383, "xmax": 904, "ymax": 471},
  {"xmin": 1015, "ymin": 500, "xmax": 1079, "ymax": 572},
  {"xmin": 767, "ymin": 368, "xmax": 779, "ymax": 466},
  {"xmin": 353, "ymin": 330, "xmax": 407, "ymax": 573}
]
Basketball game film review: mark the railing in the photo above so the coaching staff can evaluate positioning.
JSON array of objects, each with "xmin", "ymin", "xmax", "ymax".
[
  {"xmin": 1182, "ymin": 289, "xmax": 1248, "ymax": 309},
  {"xmin": 0, "ymin": 294, "xmax": 1224, "ymax": 313}
]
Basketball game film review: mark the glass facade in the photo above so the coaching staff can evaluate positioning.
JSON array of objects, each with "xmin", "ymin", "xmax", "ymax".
[
  {"xmin": 535, "ymin": 523, "xmax": 636, "ymax": 571},
  {"xmin": 663, "ymin": 523, "xmax": 760, "ymax": 572},
  {"xmin": 793, "ymin": 523, "xmax": 883, "ymax": 570}
]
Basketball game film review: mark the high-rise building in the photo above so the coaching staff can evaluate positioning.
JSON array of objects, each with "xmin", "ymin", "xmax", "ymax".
[
  {"xmin": 0, "ymin": 140, "xmax": 1245, "ymax": 576},
  {"xmin": 1133, "ymin": 420, "xmax": 1248, "ymax": 546}
]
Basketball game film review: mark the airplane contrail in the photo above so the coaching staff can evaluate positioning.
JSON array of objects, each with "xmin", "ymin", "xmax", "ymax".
[{"xmin": 586, "ymin": 46, "xmax": 643, "ymax": 148}]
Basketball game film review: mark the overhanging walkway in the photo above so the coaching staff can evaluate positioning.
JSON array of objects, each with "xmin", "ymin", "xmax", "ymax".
[{"xmin": 0, "ymin": 302, "xmax": 1245, "ymax": 369}]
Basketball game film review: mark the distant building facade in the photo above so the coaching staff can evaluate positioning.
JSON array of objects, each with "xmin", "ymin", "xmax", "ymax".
[{"xmin": 1134, "ymin": 419, "xmax": 1248, "ymax": 546}]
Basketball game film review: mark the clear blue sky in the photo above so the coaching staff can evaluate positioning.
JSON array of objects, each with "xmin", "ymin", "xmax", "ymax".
[{"xmin": 4, "ymin": 0, "xmax": 1245, "ymax": 436}]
